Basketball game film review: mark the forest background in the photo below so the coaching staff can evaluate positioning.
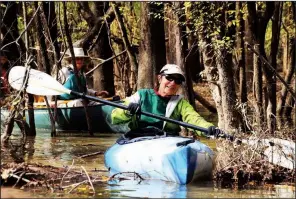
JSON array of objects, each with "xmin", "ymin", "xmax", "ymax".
[{"xmin": 0, "ymin": 1, "xmax": 295, "ymax": 138}]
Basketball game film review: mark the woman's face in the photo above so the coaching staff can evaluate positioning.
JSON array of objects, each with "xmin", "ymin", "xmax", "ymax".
[{"xmin": 157, "ymin": 74, "xmax": 183, "ymax": 97}]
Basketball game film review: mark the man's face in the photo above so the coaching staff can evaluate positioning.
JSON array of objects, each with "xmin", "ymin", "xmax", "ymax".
[
  {"xmin": 0, "ymin": 56, "xmax": 8, "ymax": 65},
  {"xmin": 75, "ymin": 57, "xmax": 84, "ymax": 70}
]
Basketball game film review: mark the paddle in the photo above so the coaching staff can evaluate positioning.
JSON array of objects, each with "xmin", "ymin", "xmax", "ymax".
[
  {"xmin": 8, "ymin": 66, "xmax": 209, "ymax": 133},
  {"xmin": 8, "ymin": 66, "xmax": 295, "ymax": 170}
]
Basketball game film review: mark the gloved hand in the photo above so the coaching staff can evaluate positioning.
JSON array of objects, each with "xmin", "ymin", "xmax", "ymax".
[
  {"xmin": 127, "ymin": 102, "xmax": 141, "ymax": 115},
  {"xmin": 207, "ymin": 126, "xmax": 226, "ymax": 138}
]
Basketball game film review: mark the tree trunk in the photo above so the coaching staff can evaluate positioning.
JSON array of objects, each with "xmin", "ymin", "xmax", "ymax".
[
  {"xmin": 34, "ymin": 2, "xmax": 51, "ymax": 74},
  {"xmin": 200, "ymin": 35, "xmax": 224, "ymax": 127},
  {"xmin": 1, "ymin": 110, "xmax": 16, "ymax": 144},
  {"xmin": 194, "ymin": 91, "xmax": 217, "ymax": 113},
  {"xmin": 91, "ymin": 2, "xmax": 114, "ymax": 96},
  {"xmin": 112, "ymin": 3, "xmax": 138, "ymax": 93},
  {"xmin": 282, "ymin": 28, "xmax": 289, "ymax": 76},
  {"xmin": 138, "ymin": 2, "xmax": 154, "ymax": 89},
  {"xmin": 252, "ymin": 44, "xmax": 264, "ymax": 126},
  {"xmin": 243, "ymin": 11, "xmax": 254, "ymax": 86},
  {"xmin": 63, "ymin": 2, "xmax": 93, "ymax": 136},
  {"xmin": 21, "ymin": 2, "xmax": 36, "ymax": 137},
  {"xmin": 277, "ymin": 39, "xmax": 295, "ymax": 121},
  {"xmin": 247, "ymin": 3, "xmax": 263, "ymax": 126},
  {"xmin": 164, "ymin": 2, "xmax": 196, "ymax": 109},
  {"xmin": 43, "ymin": 1, "xmax": 61, "ymax": 136},
  {"xmin": 247, "ymin": 2, "xmax": 275, "ymax": 127},
  {"xmin": 236, "ymin": 2, "xmax": 247, "ymax": 104},
  {"xmin": 77, "ymin": 2, "xmax": 116, "ymax": 96},
  {"xmin": 43, "ymin": 2, "xmax": 61, "ymax": 70},
  {"xmin": 284, "ymin": 87, "xmax": 295, "ymax": 126},
  {"xmin": 27, "ymin": 93, "xmax": 36, "ymax": 136},
  {"xmin": 164, "ymin": 4, "xmax": 176, "ymax": 64},
  {"xmin": 216, "ymin": 2, "xmax": 240, "ymax": 132},
  {"xmin": 138, "ymin": 2, "xmax": 166, "ymax": 89},
  {"xmin": 185, "ymin": 4, "xmax": 202, "ymax": 82},
  {"xmin": 266, "ymin": 2, "xmax": 282, "ymax": 134}
]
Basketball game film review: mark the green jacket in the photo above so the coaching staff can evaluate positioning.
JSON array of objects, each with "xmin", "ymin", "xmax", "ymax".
[
  {"xmin": 57, "ymin": 65, "xmax": 95, "ymax": 100},
  {"xmin": 111, "ymin": 89, "xmax": 214, "ymax": 136}
]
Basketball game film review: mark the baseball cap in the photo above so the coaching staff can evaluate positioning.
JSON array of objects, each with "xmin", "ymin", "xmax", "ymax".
[{"xmin": 159, "ymin": 64, "xmax": 185, "ymax": 81}]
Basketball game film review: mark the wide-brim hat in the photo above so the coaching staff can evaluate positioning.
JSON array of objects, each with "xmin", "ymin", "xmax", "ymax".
[
  {"xmin": 64, "ymin": 47, "xmax": 90, "ymax": 60},
  {"xmin": 159, "ymin": 64, "xmax": 185, "ymax": 81}
]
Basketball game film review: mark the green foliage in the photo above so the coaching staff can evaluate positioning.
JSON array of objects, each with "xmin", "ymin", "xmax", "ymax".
[
  {"xmin": 265, "ymin": 2, "xmax": 295, "ymax": 58},
  {"xmin": 17, "ymin": 16, "xmax": 24, "ymax": 33},
  {"xmin": 56, "ymin": 2, "xmax": 88, "ymax": 46},
  {"xmin": 265, "ymin": 20, "xmax": 272, "ymax": 56},
  {"xmin": 110, "ymin": 2, "xmax": 140, "ymax": 47},
  {"xmin": 17, "ymin": 2, "xmax": 36, "ymax": 44},
  {"xmin": 281, "ymin": 2, "xmax": 295, "ymax": 39},
  {"xmin": 190, "ymin": 2, "xmax": 236, "ymax": 53}
]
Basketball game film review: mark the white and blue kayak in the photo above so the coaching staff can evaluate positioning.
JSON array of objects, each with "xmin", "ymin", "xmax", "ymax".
[{"xmin": 104, "ymin": 136, "xmax": 215, "ymax": 185}]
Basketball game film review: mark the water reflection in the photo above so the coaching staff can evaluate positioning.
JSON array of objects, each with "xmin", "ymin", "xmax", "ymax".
[
  {"xmin": 1, "ymin": 135, "xmax": 35, "ymax": 163},
  {"xmin": 108, "ymin": 179, "xmax": 187, "ymax": 198},
  {"xmin": 1, "ymin": 130, "xmax": 295, "ymax": 198}
]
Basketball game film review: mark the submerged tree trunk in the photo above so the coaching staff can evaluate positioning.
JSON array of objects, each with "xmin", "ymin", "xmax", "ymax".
[
  {"xmin": 27, "ymin": 93, "xmax": 36, "ymax": 136},
  {"xmin": 63, "ymin": 2, "xmax": 93, "ymax": 136}
]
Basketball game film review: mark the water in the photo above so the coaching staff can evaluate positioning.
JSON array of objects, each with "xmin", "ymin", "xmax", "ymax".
[{"xmin": 1, "ymin": 130, "xmax": 295, "ymax": 198}]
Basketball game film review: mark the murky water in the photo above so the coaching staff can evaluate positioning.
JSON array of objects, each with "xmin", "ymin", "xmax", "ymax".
[{"xmin": 1, "ymin": 130, "xmax": 295, "ymax": 198}]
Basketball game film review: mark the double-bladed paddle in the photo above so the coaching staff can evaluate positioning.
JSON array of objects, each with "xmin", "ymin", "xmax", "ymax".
[
  {"xmin": 8, "ymin": 66, "xmax": 295, "ymax": 170},
  {"xmin": 8, "ymin": 66, "xmax": 210, "ymax": 133}
]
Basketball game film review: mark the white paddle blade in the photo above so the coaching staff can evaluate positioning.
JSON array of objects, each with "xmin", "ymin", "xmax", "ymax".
[
  {"xmin": 8, "ymin": 66, "xmax": 71, "ymax": 96},
  {"xmin": 264, "ymin": 145, "xmax": 295, "ymax": 170}
]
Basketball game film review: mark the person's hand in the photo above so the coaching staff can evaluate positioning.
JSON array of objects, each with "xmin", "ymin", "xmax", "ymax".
[
  {"xmin": 207, "ymin": 126, "xmax": 226, "ymax": 138},
  {"xmin": 127, "ymin": 102, "xmax": 141, "ymax": 115},
  {"xmin": 95, "ymin": 90, "xmax": 109, "ymax": 98}
]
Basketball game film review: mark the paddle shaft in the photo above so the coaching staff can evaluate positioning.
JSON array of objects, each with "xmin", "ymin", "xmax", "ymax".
[{"xmin": 70, "ymin": 91, "xmax": 209, "ymax": 134}]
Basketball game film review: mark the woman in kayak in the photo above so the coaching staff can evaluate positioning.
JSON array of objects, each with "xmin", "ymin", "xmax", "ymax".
[
  {"xmin": 56, "ymin": 47, "xmax": 109, "ymax": 107},
  {"xmin": 111, "ymin": 64, "xmax": 225, "ymax": 138}
]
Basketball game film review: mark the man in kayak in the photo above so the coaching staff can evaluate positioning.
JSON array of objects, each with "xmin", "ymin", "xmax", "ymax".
[
  {"xmin": 56, "ymin": 47, "xmax": 109, "ymax": 107},
  {"xmin": 111, "ymin": 64, "xmax": 225, "ymax": 138}
]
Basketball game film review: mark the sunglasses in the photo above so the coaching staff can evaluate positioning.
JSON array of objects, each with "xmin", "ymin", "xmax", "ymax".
[{"xmin": 164, "ymin": 75, "xmax": 184, "ymax": 85}]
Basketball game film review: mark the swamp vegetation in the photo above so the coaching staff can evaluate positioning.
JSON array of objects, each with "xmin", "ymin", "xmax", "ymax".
[{"xmin": 0, "ymin": 1, "xmax": 295, "ymax": 197}]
